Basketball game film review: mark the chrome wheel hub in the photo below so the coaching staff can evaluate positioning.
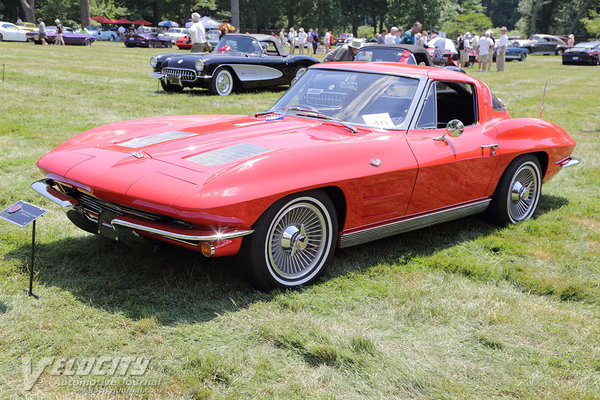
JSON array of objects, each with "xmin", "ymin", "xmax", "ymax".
[
  {"xmin": 508, "ymin": 164, "xmax": 539, "ymax": 221},
  {"xmin": 216, "ymin": 73, "xmax": 231, "ymax": 93},
  {"xmin": 267, "ymin": 202, "xmax": 327, "ymax": 280}
]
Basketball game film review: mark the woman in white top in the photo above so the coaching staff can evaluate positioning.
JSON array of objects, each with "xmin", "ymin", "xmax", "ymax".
[{"xmin": 298, "ymin": 28, "xmax": 307, "ymax": 54}]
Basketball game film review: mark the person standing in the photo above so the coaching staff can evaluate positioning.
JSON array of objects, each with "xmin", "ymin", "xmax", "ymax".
[
  {"xmin": 376, "ymin": 28, "xmax": 387, "ymax": 44},
  {"xmin": 297, "ymin": 28, "xmax": 307, "ymax": 54},
  {"xmin": 323, "ymin": 38, "xmax": 363, "ymax": 62},
  {"xmin": 496, "ymin": 27, "xmax": 508, "ymax": 72},
  {"xmin": 279, "ymin": 28, "xmax": 286, "ymax": 46},
  {"xmin": 118, "ymin": 25, "xmax": 126, "ymax": 40},
  {"xmin": 312, "ymin": 28, "xmax": 319, "ymax": 54},
  {"xmin": 37, "ymin": 18, "xmax": 47, "ymax": 45},
  {"xmin": 567, "ymin": 34, "xmax": 575, "ymax": 48},
  {"xmin": 399, "ymin": 22, "xmax": 422, "ymax": 44},
  {"xmin": 288, "ymin": 27, "xmax": 296, "ymax": 54},
  {"xmin": 477, "ymin": 31, "xmax": 493, "ymax": 72},
  {"xmin": 189, "ymin": 12, "xmax": 207, "ymax": 52},
  {"xmin": 323, "ymin": 29, "xmax": 331, "ymax": 53},
  {"xmin": 54, "ymin": 19, "xmax": 65, "ymax": 46}
]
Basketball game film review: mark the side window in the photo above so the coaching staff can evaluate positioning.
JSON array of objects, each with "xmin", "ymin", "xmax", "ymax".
[
  {"xmin": 416, "ymin": 84, "xmax": 437, "ymax": 129},
  {"xmin": 416, "ymin": 81, "xmax": 477, "ymax": 129}
]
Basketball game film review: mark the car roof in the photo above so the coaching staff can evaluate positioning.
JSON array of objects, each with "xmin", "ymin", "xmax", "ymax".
[
  {"xmin": 359, "ymin": 43, "xmax": 429, "ymax": 55},
  {"xmin": 222, "ymin": 33, "xmax": 288, "ymax": 55},
  {"xmin": 312, "ymin": 62, "xmax": 478, "ymax": 81}
]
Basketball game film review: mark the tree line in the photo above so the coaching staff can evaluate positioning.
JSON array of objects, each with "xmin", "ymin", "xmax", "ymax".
[{"xmin": 1, "ymin": 0, "xmax": 598, "ymax": 38}]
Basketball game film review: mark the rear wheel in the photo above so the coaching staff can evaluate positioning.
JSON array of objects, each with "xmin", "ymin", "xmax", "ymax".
[
  {"xmin": 148, "ymin": 41, "xmax": 155, "ymax": 48},
  {"xmin": 487, "ymin": 155, "xmax": 542, "ymax": 225},
  {"xmin": 237, "ymin": 191, "xmax": 338, "ymax": 290},
  {"xmin": 83, "ymin": 39, "xmax": 91, "ymax": 46},
  {"xmin": 0, "ymin": 33, "xmax": 3, "ymax": 42},
  {"xmin": 519, "ymin": 53, "xmax": 527, "ymax": 61},
  {"xmin": 210, "ymin": 67, "xmax": 234, "ymax": 96}
]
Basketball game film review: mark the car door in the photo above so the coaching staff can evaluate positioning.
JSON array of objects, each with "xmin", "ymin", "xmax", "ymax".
[
  {"xmin": 405, "ymin": 80, "xmax": 499, "ymax": 215},
  {"xmin": 2, "ymin": 23, "xmax": 18, "ymax": 41}
]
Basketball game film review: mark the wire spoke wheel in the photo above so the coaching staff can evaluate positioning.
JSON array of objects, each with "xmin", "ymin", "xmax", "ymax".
[
  {"xmin": 507, "ymin": 163, "xmax": 539, "ymax": 222},
  {"xmin": 239, "ymin": 191, "xmax": 337, "ymax": 290},
  {"xmin": 488, "ymin": 155, "xmax": 542, "ymax": 225},
  {"xmin": 267, "ymin": 202, "xmax": 327, "ymax": 280}
]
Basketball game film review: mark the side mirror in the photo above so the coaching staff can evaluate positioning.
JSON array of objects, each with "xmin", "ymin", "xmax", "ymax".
[{"xmin": 434, "ymin": 119, "xmax": 464, "ymax": 142}]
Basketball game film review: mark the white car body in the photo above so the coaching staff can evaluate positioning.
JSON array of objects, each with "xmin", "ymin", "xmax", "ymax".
[
  {"xmin": 159, "ymin": 28, "xmax": 188, "ymax": 43},
  {"xmin": 0, "ymin": 21, "xmax": 29, "ymax": 42}
]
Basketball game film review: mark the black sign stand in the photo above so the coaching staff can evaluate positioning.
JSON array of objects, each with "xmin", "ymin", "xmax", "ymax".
[
  {"xmin": 24, "ymin": 220, "xmax": 40, "ymax": 299},
  {"xmin": 0, "ymin": 201, "xmax": 47, "ymax": 299}
]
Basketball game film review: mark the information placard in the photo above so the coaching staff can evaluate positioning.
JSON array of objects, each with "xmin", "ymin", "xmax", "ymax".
[{"xmin": 0, "ymin": 201, "xmax": 47, "ymax": 227}]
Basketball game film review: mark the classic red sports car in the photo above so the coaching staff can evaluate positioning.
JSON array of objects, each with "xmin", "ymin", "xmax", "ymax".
[{"xmin": 32, "ymin": 63, "xmax": 579, "ymax": 290}]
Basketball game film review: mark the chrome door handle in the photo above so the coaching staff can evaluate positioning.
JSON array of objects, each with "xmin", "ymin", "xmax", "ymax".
[{"xmin": 481, "ymin": 144, "xmax": 499, "ymax": 156}]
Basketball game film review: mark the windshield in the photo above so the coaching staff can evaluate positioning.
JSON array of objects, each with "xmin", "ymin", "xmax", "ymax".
[
  {"xmin": 573, "ymin": 42, "xmax": 599, "ymax": 49},
  {"xmin": 269, "ymin": 69, "xmax": 421, "ymax": 129},
  {"xmin": 355, "ymin": 47, "xmax": 417, "ymax": 64},
  {"xmin": 213, "ymin": 36, "xmax": 263, "ymax": 55}
]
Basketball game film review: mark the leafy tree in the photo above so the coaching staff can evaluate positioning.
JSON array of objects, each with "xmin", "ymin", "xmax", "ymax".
[
  {"xmin": 443, "ymin": 12, "xmax": 492, "ymax": 37},
  {"xmin": 581, "ymin": 10, "xmax": 600, "ymax": 36}
]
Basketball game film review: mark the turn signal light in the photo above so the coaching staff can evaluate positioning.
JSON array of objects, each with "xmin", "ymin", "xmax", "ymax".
[{"xmin": 201, "ymin": 242, "xmax": 215, "ymax": 257}]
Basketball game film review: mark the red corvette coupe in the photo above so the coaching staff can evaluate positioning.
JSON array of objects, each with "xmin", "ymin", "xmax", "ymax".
[{"xmin": 32, "ymin": 63, "xmax": 579, "ymax": 290}]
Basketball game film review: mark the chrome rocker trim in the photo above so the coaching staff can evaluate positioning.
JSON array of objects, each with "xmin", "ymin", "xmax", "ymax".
[{"xmin": 339, "ymin": 199, "xmax": 491, "ymax": 248}]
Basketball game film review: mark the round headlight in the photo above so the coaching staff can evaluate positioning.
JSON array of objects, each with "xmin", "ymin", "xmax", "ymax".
[
  {"xmin": 195, "ymin": 59, "xmax": 204, "ymax": 72},
  {"xmin": 150, "ymin": 56, "xmax": 158, "ymax": 68}
]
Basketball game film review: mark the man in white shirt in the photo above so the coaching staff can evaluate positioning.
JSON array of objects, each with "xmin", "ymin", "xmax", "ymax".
[
  {"xmin": 477, "ymin": 31, "xmax": 493, "ymax": 72},
  {"xmin": 288, "ymin": 28, "xmax": 295, "ymax": 54},
  {"xmin": 323, "ymin": 29, "xmax": 331, "ymax": 52},
  {"xmin": 496, "ymin": 26, "xmax": 508, "ymax": 72},
  {"xmin": 188, "ymin": 12, "xmax": 206, "ymax": 52},
  {"xmin": 385, "ymin": 27, "xmax": 398, "ymax": 44}
]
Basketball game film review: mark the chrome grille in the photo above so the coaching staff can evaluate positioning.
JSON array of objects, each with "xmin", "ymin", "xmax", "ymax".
[
  {"xmin": 77, "ymin": 193, "xmax": 163, "ymax": 222},
  {"xmin": 162, "ymin": 68, "xmax": 197, "ymax": 81}
]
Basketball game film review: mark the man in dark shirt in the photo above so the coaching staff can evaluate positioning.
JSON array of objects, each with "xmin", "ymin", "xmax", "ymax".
[{"xmin": 400, "ymin": 22, "xmax": 422, "ymax": 45}]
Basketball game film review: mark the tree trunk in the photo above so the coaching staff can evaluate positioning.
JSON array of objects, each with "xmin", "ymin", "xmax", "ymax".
[
  {"xmin": 231, "ymin": 0, "xmax": 240, "ymax": 30},
  {"xmin": 19, "ymin": 0, "xmax": 35, "ymax": 22},
  {"xmin": 486, "ymin": 0, "xmax": 491, "ymax": 17},
  {"xmin": 287, "ymin": 0, "xmax": 294, "ymax": 29},
  {"xmin": 153, "ymin": 1, "xmax": 159, "ymax": 26},
  {"xmin": 530, "ymin": 0, "xmax": 544, "ymax": 35},
  {"xmin": 80, "ymin": 0, "xmax": 90, "ymax": 28},
  {"xmin": 184, "ymin": 0, "xmax": 191, "ymax": 25}
]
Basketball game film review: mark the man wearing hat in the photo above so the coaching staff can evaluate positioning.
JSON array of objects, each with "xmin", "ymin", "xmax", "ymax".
[
  {"xmin": 188, "ymin": 12, "xmax": 207, "ymax": 52},
  {"xmin": 37, "ymin": 18, "xmax": 47, "ymax": 45},
  {"xmin": 323, "ymin": 38, "xmax": 363, "ymax": 62}
]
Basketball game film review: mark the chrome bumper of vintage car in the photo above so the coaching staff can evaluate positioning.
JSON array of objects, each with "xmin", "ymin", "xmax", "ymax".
[
  {"xmin": 31, "ymin": 178, "xmax": 253, "ymax": 251},
  {"xmin": 555, "ymin": 156, "xmax": 580, "ymax": 168},
  {"xmin": 151, "ymin": 69, "xmax": 212, "ymax": 83}
]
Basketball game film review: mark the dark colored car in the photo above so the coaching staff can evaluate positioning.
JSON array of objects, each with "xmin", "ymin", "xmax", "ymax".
[
  {"xmin": 562, "ymin": 41, "xmax": 600, "ymax": 65},
  {"xmin": 356, "ymin": 44, "xmax": 465, "ymax": 73},
  {"xmin": 26, "ymin": 26, "xmax": 96, "ymax": 45},
  {"xmin": 515, "ymin": 34, "xmax": 568, "ymax": 55},
  {"xmin": 124, "ymin": 32, "xmax": 172, "ymax": 48},
  {"xmin": 493, "ymin": 46, "xmax": 529, "ymax": 62},
  {"xmin": 150, "ymin": 34, "xmax": 319, "ymax": 95}
]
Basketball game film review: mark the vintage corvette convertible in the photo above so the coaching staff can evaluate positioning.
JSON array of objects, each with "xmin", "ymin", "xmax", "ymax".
[
  {"xmin": 150, "ymin": 33, "xmax": 319, "ymax": 95},
  {"xmin": 32, "ymin": 63, "xmax": 579, "ymax": 290}
]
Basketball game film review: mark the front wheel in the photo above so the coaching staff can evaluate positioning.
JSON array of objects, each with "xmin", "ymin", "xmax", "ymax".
[
  {"xmin": 160, "ymin": 79, "xmax": 184, "ymax": 93},
  {"xmin": 487, "ymin": 155, "xmax": 542, "ymax": 225},
  {"xmin": 555, "ymin": 49, "xmax": 564, "ymax": 55},
  {"xmin": 238, "ymin": 191, "xmax": 338, "ymax": 290},
  {"xmin": 0, "ymin": 33, "xmax": 3, "ymax": 42},
  {"xmin": 83, "ymin": 39, "xmax": 90, "ymax": 46},
  {"xmin": 148, "ymin": 41, "xmax": 155, "ymax": 48},
  {"xmin": 210, "ymin": 68, "xmax": 234, "ymax": 96},
  {"xmin": 519, "ymin": 53, "xmax": 527, "ymax": 61}
]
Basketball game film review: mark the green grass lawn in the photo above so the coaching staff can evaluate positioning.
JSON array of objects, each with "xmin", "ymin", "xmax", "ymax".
[{"xmin": 0, "ymin": 41, "xmax": 599, "ymax": 399}]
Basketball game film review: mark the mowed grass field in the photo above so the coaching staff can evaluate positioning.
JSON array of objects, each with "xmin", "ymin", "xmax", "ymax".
[{"xmin": 0, "ymin": 41, "xmax": 599, "ymax": 399}]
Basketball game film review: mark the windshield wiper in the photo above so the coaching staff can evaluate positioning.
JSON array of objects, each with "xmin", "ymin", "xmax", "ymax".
[{"xmin": 295, "ymin": 112, "xmax": 358, "ymax": 134}]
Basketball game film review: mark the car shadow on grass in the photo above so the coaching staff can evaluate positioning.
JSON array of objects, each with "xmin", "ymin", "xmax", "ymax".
[
  {"xmin": 155, "ymin": 86, "xmax": 289, "ymax": 97},
  {"xmin": 4, "ymin": 194, "xmax": 568, "ymax": 324}
]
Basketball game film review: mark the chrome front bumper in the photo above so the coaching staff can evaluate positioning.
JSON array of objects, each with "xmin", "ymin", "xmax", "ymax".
[{"xmin": 30, "ymin": 178, "xmax": 253, "ymax": 247}]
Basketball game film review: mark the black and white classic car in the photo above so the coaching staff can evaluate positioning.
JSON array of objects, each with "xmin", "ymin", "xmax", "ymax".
[{"xmin": 150, "ymin": 34, "xmax": 320, "ymax": 95}]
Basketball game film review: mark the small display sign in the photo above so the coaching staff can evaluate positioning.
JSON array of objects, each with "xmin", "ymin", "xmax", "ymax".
[{"xmin": 0, "ymin": 201, "xmax": 47, "ymax": 227}]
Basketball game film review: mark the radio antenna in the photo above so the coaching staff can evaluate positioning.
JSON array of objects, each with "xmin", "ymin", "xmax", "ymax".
[{"xmin": 539, "ymin": 78, "xmax": 548, "ymax": 119}]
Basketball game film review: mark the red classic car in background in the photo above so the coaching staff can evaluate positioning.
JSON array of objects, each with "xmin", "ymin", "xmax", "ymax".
[{"xmin": 32, "ymin": 63, "xmax": 579, "ymax": 290}]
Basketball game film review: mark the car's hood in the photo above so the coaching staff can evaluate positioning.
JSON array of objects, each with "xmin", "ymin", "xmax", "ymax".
[{"xmin": 38, "ymin": 115, "xmax": 368, "ymax": 199}]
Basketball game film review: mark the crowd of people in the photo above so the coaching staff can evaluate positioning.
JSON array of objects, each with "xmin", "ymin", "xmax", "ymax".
[{"xmin": 277, "ymin": 21, "xmax": 514, "ymax": 72}]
